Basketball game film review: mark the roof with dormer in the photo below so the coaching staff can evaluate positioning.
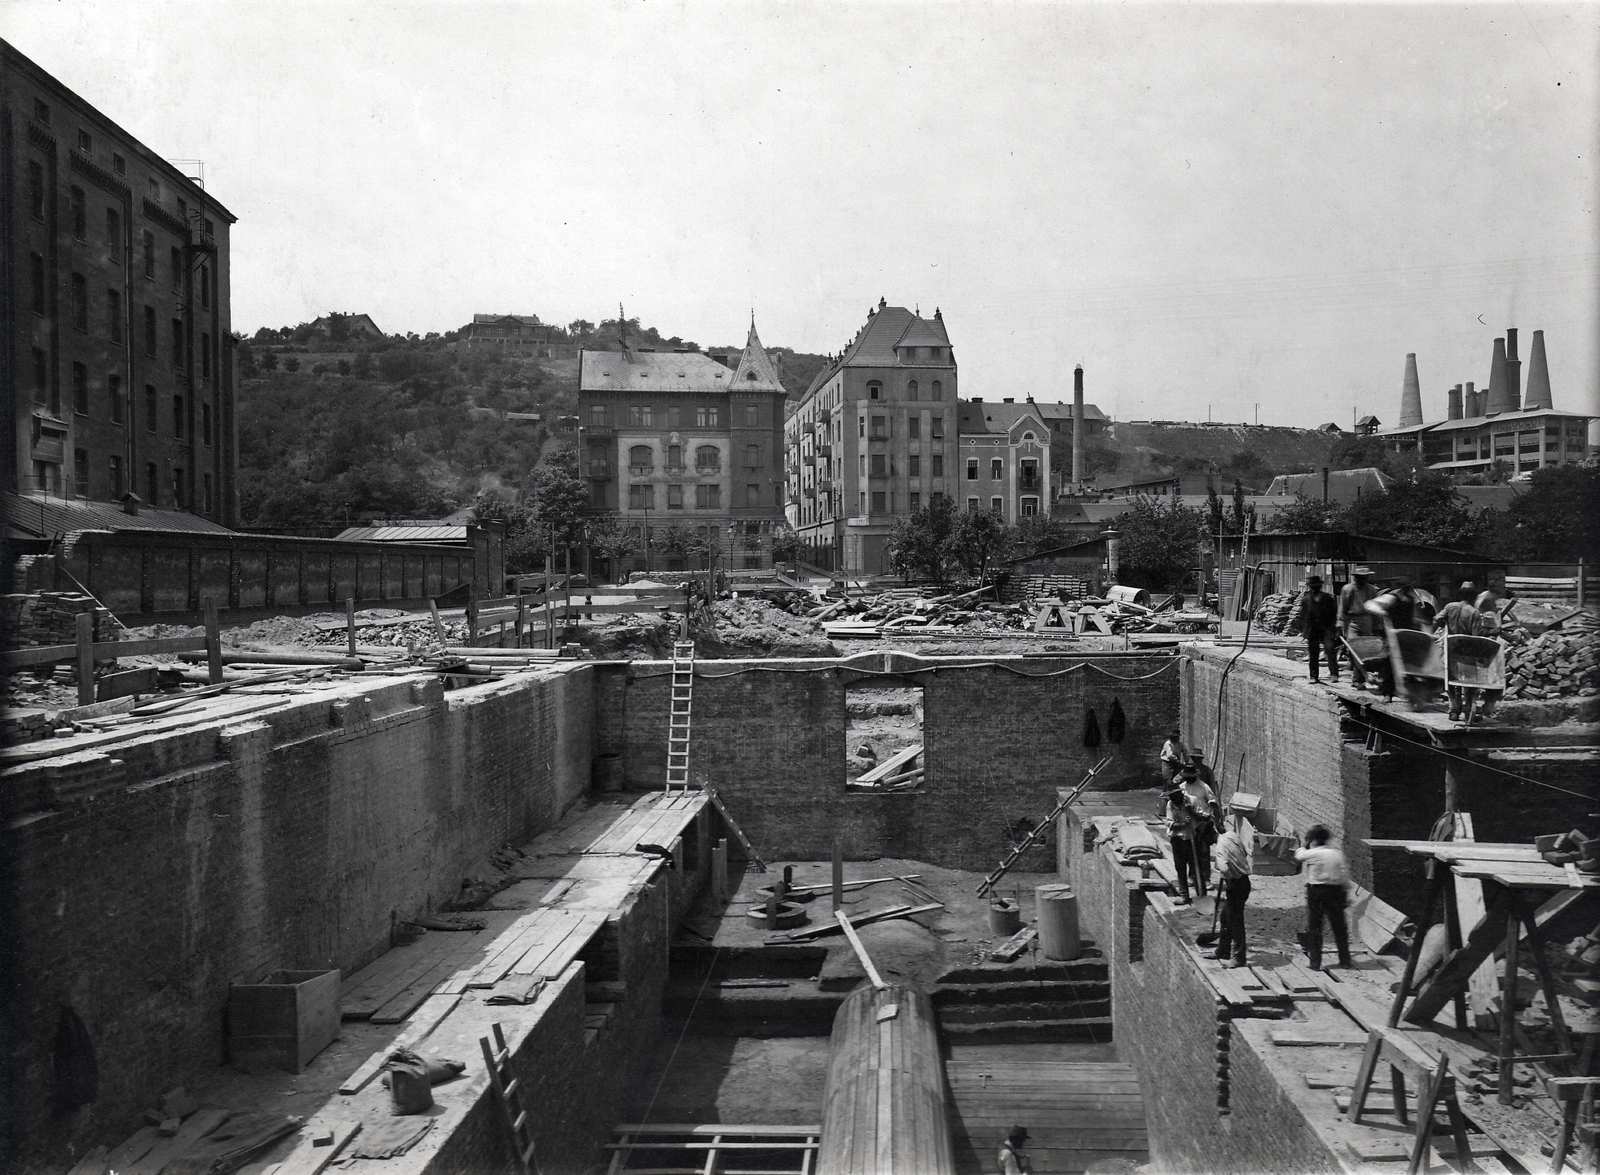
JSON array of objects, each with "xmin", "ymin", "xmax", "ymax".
[
  {"xmin": 839, "ymin": 305, "xmax": 952, "ymax": 367},
  {"xmin": 729, "ymin": 320, "xmax": 785, "ymax": 393},
  {"xmin": 579, "ymin": 349, "xmax": 732, "ymax": 393}
]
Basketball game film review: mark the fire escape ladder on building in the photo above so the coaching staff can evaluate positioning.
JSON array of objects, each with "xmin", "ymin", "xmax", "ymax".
[
  {"xmin": 977, "ymin": 754, "xmax": 1113, "ymax": 896},
  {"xmin": 480, "ymin": 1021, "xmax": 541, "ymax": 1175},
  {"xmin": 666, "ymin": 641, "xmax": 695, "ymax": 791}
]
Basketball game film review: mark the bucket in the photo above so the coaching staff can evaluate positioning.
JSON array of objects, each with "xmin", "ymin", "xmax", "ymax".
[
  {"xmin": 987, "ymin": 899, "xmax": 1022, "ymax": 937},
  {"xmin": 1035, "ymin": 883, "xmax": 1081, "ymax": 961},
  {"xmin": 592, "ymin": 753, "xmax": 623, "ymax": 793}
]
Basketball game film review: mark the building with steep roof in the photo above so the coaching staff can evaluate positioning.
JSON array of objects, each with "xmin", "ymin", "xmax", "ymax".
[
  {"xmin": 579, "ymin": 321, "xmax": 787, "ymax": 574},
  {"xmin": 956, "ymin": 399, "xmax": 1050, "ymax": 521},
  {"xmin": 784, "ymin": 299, "xmax": 956, "ymax": 572}
]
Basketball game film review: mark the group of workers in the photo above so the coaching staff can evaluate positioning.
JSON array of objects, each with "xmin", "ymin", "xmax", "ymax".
[
  {"xmin": 1159, "ymin": 731, "xmax": 1354, "ymax": 972},
  {"xmin": 1289, "ymin": 568, "xmax": 1505, "ymax": 720}
]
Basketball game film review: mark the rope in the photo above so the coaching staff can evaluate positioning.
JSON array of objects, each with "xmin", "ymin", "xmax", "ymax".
[
  {"xmin": 635, "ymin": 943, "xmax": 722, "ymax": 1136},
  {"xmin": 631, "ymin": 658, "xmax": 1182, "ymax": 683},
  {"xmin": 1343, "ymin": 715, "xmax": 1594, "ymax": 801}
]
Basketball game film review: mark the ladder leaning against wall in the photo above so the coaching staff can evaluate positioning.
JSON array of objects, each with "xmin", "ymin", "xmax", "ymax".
[{"xmin": 666, "ymin": 640, "xmax": 695, "ymax": 790}]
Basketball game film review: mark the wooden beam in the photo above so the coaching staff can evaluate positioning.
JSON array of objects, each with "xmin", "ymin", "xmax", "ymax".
[
  {"xmin": 75, "ymin": 611, "xmax": 95, "ymax": 706},
  {"xmin": 836, "ymin": 912, "xmax": 887, "ymax": 990},
  {"xmin": 1405, "ymin": 886, "xmax": 1512, "ymax": 1026}
]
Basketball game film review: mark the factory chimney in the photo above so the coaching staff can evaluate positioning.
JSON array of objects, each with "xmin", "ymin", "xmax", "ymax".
[
  {"xmin": 1072, "ymin": 365, "xmax": 1084, "ymax": 494},
  {"xmin": 1398, "ymin": 353, "xmax": 1424, "ymax": 427},
  {"xmin": 1464, "ymin": 381, "xmax": 1477, "ymax": 418},
  {"xmin": 1447, "ymin": 384, "xmax": 1463, "ymax": 420},
  {"xmin": 1523, "ymin": 330, "xmax": 1553, "ymax": 410},
  {"xmin": 1505, "ymin": 328, "xmax": 1522, "ymax": 411},
  {"xmin": 1485, "ymin": 337, "xmax": 1511, "ymax": 414}
]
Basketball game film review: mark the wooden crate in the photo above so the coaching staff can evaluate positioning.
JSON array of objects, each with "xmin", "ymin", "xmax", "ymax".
[{"xmin": 229, "ymin": 969, "xmax": 340, "ymax": 1073}]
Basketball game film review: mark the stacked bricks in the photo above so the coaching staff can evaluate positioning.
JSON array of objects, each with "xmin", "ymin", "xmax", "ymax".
[
  {"xmin": 999, "ymin": 574, "xmax": 1091, "ymax": 604},
  {"xmin": 2, "ymin": 591, "xmax": 119, "ymax": 649},
  {"xmin": 1503, "ymin": 613, "xmax": 1599, "ymax": 700}
]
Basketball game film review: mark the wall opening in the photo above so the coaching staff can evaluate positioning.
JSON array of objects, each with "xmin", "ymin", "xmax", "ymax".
[{"xmin": 845, "ymin": 680, "xmax": 925, "ymax": 790}]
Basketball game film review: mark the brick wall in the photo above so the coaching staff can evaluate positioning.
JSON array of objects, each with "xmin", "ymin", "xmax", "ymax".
[
  {"xmin": 594, "ymin": 651, "xmax": 1180, "ymax": 871},
  {"xmin": 3, "ymin": 665, "xmax": 594, "ymax": 1164}
]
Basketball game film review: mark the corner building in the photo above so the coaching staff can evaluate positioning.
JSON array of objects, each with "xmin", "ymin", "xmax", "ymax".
[
  {"xmin": 578, "ymin": 321, "xmax": 787, "ymax": 571},
  {"xmin": 4, "ymin": 42, "xmax": 239, "ymax": 524},
  {"xmin": 785, "ymin": 299, "xmax": 956, "ymax": 573}
]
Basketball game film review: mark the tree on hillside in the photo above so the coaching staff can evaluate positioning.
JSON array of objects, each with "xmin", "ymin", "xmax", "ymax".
[
  {"xmin": 1341, "ymin": 472, "xmax": 1484, "ymax": 550},
  {"xmin": 886, "ymin": 497, "xmax": 961, "ymax": 585},
  {"xmin": 1205, "ymin": 485, "xmax": 1224, "ymax": 538},
  {"xmin": 1116, "ymin": 497, "xmax": 1204, "ymax": 591}
]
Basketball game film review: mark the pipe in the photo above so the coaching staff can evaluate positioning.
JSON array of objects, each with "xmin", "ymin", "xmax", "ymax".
[{"xmin": 1506, "ymin": 327, "xmax": 1522, "ymax": 411}]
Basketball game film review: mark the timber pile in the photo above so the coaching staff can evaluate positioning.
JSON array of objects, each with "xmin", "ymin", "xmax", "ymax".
[
  {"xmin": 1505, "ymin": 574, "xmax": 1600, "ymax": 603},
  {"xmin": 78, "ymin": 1096, "xmax": 305, "ymax": 1175},
  {"xmin": 1502, "ymin": 611, "xmax": 1599, "ymax": 700}
]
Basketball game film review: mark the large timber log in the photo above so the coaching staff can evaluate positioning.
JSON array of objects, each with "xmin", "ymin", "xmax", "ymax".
[{"xmin": 817, "ymin": 984, "xmax": 955, "ymax": 1175}]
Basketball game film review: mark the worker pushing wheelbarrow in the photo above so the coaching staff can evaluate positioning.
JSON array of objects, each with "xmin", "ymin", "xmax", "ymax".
[
  {"xmin": 1336, "ymin": 570, "xmax": 1442, "ymax": 709},
  {"xmin": 1434, "ymin": 582, "xmax": 1508, "ymax": 724}
]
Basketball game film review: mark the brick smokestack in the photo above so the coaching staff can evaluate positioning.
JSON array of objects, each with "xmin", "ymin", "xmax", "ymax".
[
  {"xmin": 1072, "ymin": 365, "xmax": 1084, "ymax": 494},
  {"xmin": 1522, "ymin": 329, "xmax": 1553, "ymax": 410},
  {"xmin": 1447, "ymin": 384, "xmax": 1463, "ymax": 420},
  {"xmin": 1464, "ymin": 381, "xmax": 1477, "ymax": 418},
  {"xmin": 1399, "ymin": 353, "xmax": 1424, "ymax": 427},
  {"xmin": 1486, "ymin": 337, "xmax": 1512, "ymax": 414},
  {"xmin": 1505, "ymin": 327, "xmax": 1522, "ymax": 411}
]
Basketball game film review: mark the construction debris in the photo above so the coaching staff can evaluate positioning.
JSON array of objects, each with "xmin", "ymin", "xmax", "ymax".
[{"xmin": 1502, "ymin": 609, "xmax": 1599, "ymax": 700}]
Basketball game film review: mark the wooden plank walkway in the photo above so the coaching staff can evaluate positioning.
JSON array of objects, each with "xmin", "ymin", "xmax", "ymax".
[{"xmin": 945, "ymin": 1061, "xmax": 1147, "ymax": 1175}]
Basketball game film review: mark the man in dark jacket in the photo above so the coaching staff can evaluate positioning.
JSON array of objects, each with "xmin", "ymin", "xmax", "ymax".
[{"xmin": 1293, "ymin": 575, "xmax": 1339, "ymax": 683}]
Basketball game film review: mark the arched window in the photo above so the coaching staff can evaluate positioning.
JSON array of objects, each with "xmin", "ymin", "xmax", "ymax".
[
  {"xmin": 1022, "ymin": 431, "xmax": 1035, "ymax": 441},
  {"xmin": 629, "ymin": 445, "xmax": 653, "ymax": 472},
  {"xmin": 867, "ymin": 381, "xmax": 882, "ymax": 400},
  {"xmin": 907, "ymin": 380, "xmax": 918, "ymax": 401},
  {"xmin": 931, "ymin": 381, "xmax": 942, "ymax": 400},
  {"xmin": 696, "ymin": 445, "xmax": 720, "ymax": 471}
]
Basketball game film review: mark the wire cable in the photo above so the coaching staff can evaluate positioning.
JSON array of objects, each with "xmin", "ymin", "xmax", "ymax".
[
  {"xmin": 1342, "ymin": 715, "xmax": 1594, "ymax": 802},
  {"xmin": 634, "ymin": 943, "xmax": 724, "ymax": 1144},
  {"xmin": 631, "ymin": 657, "xmax": 1182, "ymax": 683}
]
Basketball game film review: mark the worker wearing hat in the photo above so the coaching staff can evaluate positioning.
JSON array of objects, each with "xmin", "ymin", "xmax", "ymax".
[
  {"xmin": 1337, "ymin": 567, "xmax": 1377, "ymax": 689},
  {"xmin": 999, "ymin": 1125, "xmax": 1032, "ymax": 1174},
  {"xmin": 1293, "ymin": 574, "xmax": 1340, "ymax": 685}
]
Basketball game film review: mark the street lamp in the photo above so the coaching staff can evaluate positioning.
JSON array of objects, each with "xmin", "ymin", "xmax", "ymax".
[{"xmin": 641, "ymin": 504, "xmax": 651, "ymax": 574}]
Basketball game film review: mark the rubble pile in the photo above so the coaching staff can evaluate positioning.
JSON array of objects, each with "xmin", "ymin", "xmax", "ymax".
[{"xmin": 1502, "ymin": 612, "xmax": 1599, "ymax": 700}]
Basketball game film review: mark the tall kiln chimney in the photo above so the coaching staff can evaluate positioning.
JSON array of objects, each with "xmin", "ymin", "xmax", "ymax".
[
  {"xmin": 1072, "ymin": 365, "xmax": 1084, "ymax": 494},
  {"xmin": 1505, "ymin": 327, "xmax": 1522, "ymax": 411},
  {"xmin": 1486, "ymin": 337, "xmax": 1512, "ymax": 414},
  {"xmin": 1464, "ymin": 381, "xmax": 1477, "ymax": 418},
  {"xmin": 1447, "ymin": 384, "xmax": 1463, "ymax": 420},
  {"xmin": 1398, "ymin": 353, "xmax": 1424, "ymax": 427},
  {"xmin": 1522, "ymin": 330, "xmax": 1553, "ymax": 410}
]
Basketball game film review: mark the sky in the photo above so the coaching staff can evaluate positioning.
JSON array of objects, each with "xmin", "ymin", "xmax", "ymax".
[{"xmin": 9, "ymin": 1, "xmax": 1598, "ymax": 431}]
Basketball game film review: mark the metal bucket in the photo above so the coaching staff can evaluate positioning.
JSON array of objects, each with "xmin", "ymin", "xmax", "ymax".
[{"xmin": 987, "ymin": 899, "xmax": 1022, "ymax": 937}]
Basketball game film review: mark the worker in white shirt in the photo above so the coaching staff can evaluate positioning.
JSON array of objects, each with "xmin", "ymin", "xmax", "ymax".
[
  {"xmin": 1211, "ymin": 814, "xmax": 1253, "ymax": 968},
  {"xmin": 998, "ymin": 1125, "xmax": 1032, "ymax": 1174},
  {"xmin": 1294, "ymin": 825, "xmax": 1354, "ymax": 970},
  {"xmin": 1159, "ymin": 730, "xmax": 1189, "ymax": 785}
]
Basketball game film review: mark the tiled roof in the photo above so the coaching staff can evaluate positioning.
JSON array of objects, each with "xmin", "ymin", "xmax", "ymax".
[
  {"xmin": 1032, "ymin": 401, "xmax": 1110, "ymax": 424},
  {"xmin": 1406, "ymin": 406, "xmax": 1593, "ymax": 434},
  {"xmin": 5, "ymin": 492, "xmax": 236, "ymax": 539},
  {"xmin": 729, "ymin": 321, "xmax": 785, "ymax": 392},
  {"xmin": 957, "ymin": 401, "xmax": 1049, "ymax": 436},
  {"xmin": 1266, "ymin": 467, "xmax": 1394, "ymax": 504},
  {"xmin": 335, "ymin": 525, "xmax": 468, "ymax": 543},
  {"xmin": 892, "ymin": 317, "xmax": 951, "ymax": 350},
  {"xmin": 580, "ymin": 349, "xmax": 732, "ymax": 393},
  {"xmin": 1092, "ymin": 469, "xmax": 1179, "ymax": 491}
]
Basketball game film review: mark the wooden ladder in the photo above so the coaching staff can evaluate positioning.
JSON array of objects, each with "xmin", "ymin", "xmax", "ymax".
[
  {"xmin": 666, "ymin": 641, "xmax": 695, "ymax": 791},
  {"xmin": 480, "ymin": 1022, "xmax": 540, "ymax": 1175},
  {"xmin": 977, "ymin": 755, "xmax": 1112, "ymax": 896}
]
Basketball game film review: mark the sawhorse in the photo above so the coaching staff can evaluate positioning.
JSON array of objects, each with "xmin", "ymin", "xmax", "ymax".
[{"xmin": 1349, "ymin": 1026, "xmax": 1477, "ymax": 1174}]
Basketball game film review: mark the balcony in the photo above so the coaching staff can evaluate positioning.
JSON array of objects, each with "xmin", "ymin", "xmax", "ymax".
[
  {"xmin": 816, "ymin": 444, "xmax": 832, "ymax": 457},
  {"xmin": 696, "ymin": 463, "xmax": 721, "ymax": 475},
  {"xmin": 629, "ymin": 464, "xmax": 654, "ymax": 476},
  {"xmin": 586, "ymin": 462, "xmax": 614, "ymax": 479},
  {"xmin": 583, "ymin": 424, "xmax": 617, "ymax": 438}
]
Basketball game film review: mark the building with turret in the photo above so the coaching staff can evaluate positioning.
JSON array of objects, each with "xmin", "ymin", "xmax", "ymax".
[{"xmin": 1377, "ymin": 328, "xmax": 1591, "ymax": 474}]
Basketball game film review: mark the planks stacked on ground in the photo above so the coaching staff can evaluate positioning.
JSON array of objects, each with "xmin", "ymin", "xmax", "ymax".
[{"xmin": 817, "ymin": 985, "xmax": 955, "ymax": 1175}]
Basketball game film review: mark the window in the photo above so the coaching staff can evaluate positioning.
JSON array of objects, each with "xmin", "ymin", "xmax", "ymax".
[
  {"xmin": 109, "ymin": 455, "xmax": 124, "ymax": 498},
  {"xmin": 28, "ymin": 161, "xmax": 44, "ymax": 219},
  {"xmin": 667, "ymin": 484, "xmax": 684, "ymax": 509},
  {"xmin": 629, "ymin": 444, "xmax": 653, "ymax": 473},
  {"xmin": 71, "ymin": 272, "xmax": 88, "ymax": 329},
  {"xmin": 173, "ymin": 468, "xmax": 185, "ymax": 508},
  {"xmin": 146, "ymin": 462, "xmax": 158, "ymax": 505},
  {"xmin": 202, "ymin": 402, "xmax": 212, "ymax": 445},
  {"xmin": 109, "ymin": 375, "xmax": 123, "ymax": 423},
  {"xmin": 991, "ymin": 458, "xmax": 1003, "ymax": 480},
  {"xmin": 108, "ymin": 289, "xmax": 123, "ymax": 343},
  {"xmin": 143, "ymin": 231, "xmax": 155, "ymax": 278},
  {"xmin": 931, "ymin": 380, "xmax": 942, "ymax": 400},
  {"xmin": 589, "ymin": 403, "xmax": 609, "ymax": 426},
  {"xmin": 744, "ymin": 404, "xmax": 760, "ymax": 427},
  {"xmin": 967, "ymin": 497, "xmax": 979, "ymax": 512},
  {"xmin": 860, "ymin": 454, "xmax": 867, "ymax": 476},
  {"xmin": 628, "ymin": 404, "xmax": 652, "ymax": 427},
  {"xmin": 746, "ymin": 483, "xmax": 760, "ymax": 507},
  {"xmin": 145, "ymin": 385, "xmax": 157, "ymax": 431},
  {"xmin": 870, "ymin": 453, "xmax": 887, "ymax": 476},
  {"xmin": 199, "ymin": 266, "xmax": 210, "ymax": 309},
  {"xmin": 932, "ymin": 415, "xmax": 944, "ymax": 438},
  {"xmin": 992, "ymin": 497, "xmax": 1004, "ymax": 515},
  {"xmin": 106, "ymin": 208, "xmax": 121, "ymax": 258},
  {"xmin": 907, "ymin": 380, "xmax": 918, "ymax": 401},
  {"xmin": 695, "ymin": 445, "xmax": 720, "ymax": 471},
  {"xmin": 172, "ymin": 318, "xmax": 184, "ymax": 368},
  {"xmin": 667, "ymin": 405, "xmax": 681, "ymax": 428},
  {"xmin": 112, "ymin": 153, "xmax": 126, "ymax": 176},
  {"xmin": 32, "ymin": 348, "xmax": 48, "ymax": 405},
  {"xmin": 859, "ymin": 417, "xmax": 866, "ymax": 438},
  {"xmin": 695, "ymin": 404, "xmax": 720, "ymax": 427},
  {"xmin": 173, "ymin": 395, "xmax": 184, "ymax": 438},
  {"xmin": 908, "ymin": 416, "xmax": 920, "ymax": 439},
  {"xmin": 871, "ymin": 415, "xmax": 887, "ymax": 437},
  {"xmin": 171, "ymin": 247, "xmax": 183, "ymax": 291},
  {"xmin": 966, "ymin": 458, "xmax": 979, "ymax": 480},
  {"xmin": 30, "ymin": 253, "xmax": 45, "ymax": 314},
  {"xmin": 667, "ymin": 444, "xmax": 683, "ymax": 471},
  {"xmin": 931, "ymin": 491, "xmax": 943, "ymax": 504},
  {"xmin": 33, "ymin": 99, "xmax": 49, "ymax": 124},
  {"xmin": 77, "ymin": 129, "xmax": 92, "ymax": 152},
  {"xmin": 871, "ymin": 491, "xmax": 886, "ymax": 512},
  {"xmin": 147, "ymin": 178, "xmax": 160, "ymax": 200},
  {"xmin": 144, "ymin": 306, "xmax": 157, "ymax": 355},
  {"xmin": 72, "ymin": 363, "xmax": 89, "ymax": 415},
  {"xmin": 859, "ymin": 491, "xmax": 868, "ymax": 514},
  {"xmin": 909, "ymin": 454, "xmax": 920, "ymax": 477},
  {"xmin": 629, "ymin": 484, "xmax": 654, "ymax": 509},
  {"xmin": 70, "ymin": 186, "xmax": 86, "ymax": 239},
  {"xmin": 1022, "ymin": 497, "xmax": 1039, "ymax": 517},
  {"xmin": 201, "ymin": 332, "xmax": 211, "ymax": 378},
  {"xmin": 696, "ymin": 484, "xmax": 721, "ymax": 509},
  {"xmin": 909, "ymin": 491, "xmax": 921, "ymax": 511},
  {"xmin": 931, "ymin": 454, "xmax": 944, "ymax": 477},
  {"xmin": 1020, "ymin": 459, "xmax": 1039, "ymax": 488},
  {"xmin": 74, "ymin": 449, "xmax": 89, "ymax": 497},
  {"xmin": 744, "ymin": 443, "xmax": 761, "ymax": 467},
  {"xmin": 203, "ymin": 473, "xmax": 213, "ymax": 514}
]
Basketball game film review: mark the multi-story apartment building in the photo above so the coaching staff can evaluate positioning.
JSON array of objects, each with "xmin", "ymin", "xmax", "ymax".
[
  {"xmin": 578, "ymin": 321, "xmax": 787, "ymax": 571},
  {"xmin": 4, "ymin": 42, "xmax": 239, "ymax": 525},
  {"xmin": 460, "ymin": 313, "xmax": 574, "ymax": 358},
  {"xmin": 785, "ymin": 300, "xmax": 956, "ymax": 573},
  {"xmin": 955, "ymin": 398, "xmax": 1051, "ymax": 521}
]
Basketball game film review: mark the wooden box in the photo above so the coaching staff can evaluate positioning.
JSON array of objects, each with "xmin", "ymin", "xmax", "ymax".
[{"xmin": 229, "ymin": 969, "xmax": 340, "ymax": 1073}]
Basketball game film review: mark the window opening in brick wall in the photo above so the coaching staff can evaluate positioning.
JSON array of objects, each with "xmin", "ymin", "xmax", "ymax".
[{"xmin": 845, "ymin": 681, "xmax": 925, "ymax": 791}]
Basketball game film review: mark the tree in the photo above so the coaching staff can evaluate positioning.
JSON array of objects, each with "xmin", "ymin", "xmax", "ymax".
[
  {"xmin": 886, "ymin": 497, "xmax": 961, "ymax": 585},
  {"xmin": 771, "ymin": 526, "xmax": 804, "ymax": 563},
  {"xmin": 948, "ymin": 508, "xmax": 1013, "ymax": 584},
  {"xmin": 1116, "ymin": 496, "xmax": 1204, "ymax": 590},
  {"xmin": 1503, "ymin": 465, "xmax": 1600, "ymax": 563},
  {"xmin": 1341, "ymin": 472, "xmax": 1484, "ymax": 550},
  {"xmin": 1268, "ymin": 494, "xmax": 1343, "ymax": 532},
  {"xmin": 1011, "ymin": 512, "xmax": 1075, "ymax": 557},
  {"xmin": 1230, "ymin": 479, "xmax": 1248, "ymax": 534},
  {"xmin": 1205, "ymin": 484, "xmax": 1224, "ymax": 539},
  {"xmin": 526, "ymin": 445, "xmax": 588, "ymax": 552}
]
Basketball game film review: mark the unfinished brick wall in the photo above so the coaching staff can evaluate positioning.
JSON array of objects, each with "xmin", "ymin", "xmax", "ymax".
[
  {"xmin": 3, "ymin": 666, "xmax": 594, "ymax": 1166},
  {"xmin": 593, "ymin": 652, "xmax": 1180, "ymax": 871}
]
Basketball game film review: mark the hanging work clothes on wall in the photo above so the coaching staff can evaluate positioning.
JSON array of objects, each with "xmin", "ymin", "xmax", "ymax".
[
  {"xmin": 1083, "ymin": 708, "xmax": 1101, "ymax": 748},
  {"xmin": 54, "ymin": 1005, "xmax": 97, "ymax": 1112},
  {"xmin": 1107, "ymin": 698, "xmax": 1126, "ymax": 744}
]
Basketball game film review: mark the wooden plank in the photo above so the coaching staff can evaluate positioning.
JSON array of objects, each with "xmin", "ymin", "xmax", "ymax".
[
  {"xmin": 270, "ymin": 1120, "xmax": 361, "ymax": 1175},
  {"xmin": 124, "ymin": 1106, "xmax": 232, "ymax": 1175},
  {"xmin": 368, "ymin": 952, "xmax": 475, "ymax": 1023},
  {"xmin": 989, "ymin": 925, "xmax": 1037, "ymax": 963},
  {"xmin": 340, "ymin": 933, "xmax": 465, "ymax": 1016},
  {"xmin": 338, "ymin": 993, "xmax": 460, "ymax": 1094},
  {"xmin": 461, "ymin": 908, "xmax": 564, "ymax": 989},
  {"xmin": 103, "ymin": 1127, "xmax": 163, "ymax": 1171},
  {"xmin": 1270, "ymin": 1030, "xmax": 1371, "ymax": 1046},
  {"xmin": 837, "ymin": 912, "xmax": 887, "ymax": 990},
  {"xmin": 612, "ymin": 1125, "xmax": 823, "ymax": 1136},
  {"xmin": 506, "ymin": 914, "xmax": 605, "ymax": 978},
  {"xmin": 1277, "ymin": 962, "xmax": 1323, "ymax": 994}
]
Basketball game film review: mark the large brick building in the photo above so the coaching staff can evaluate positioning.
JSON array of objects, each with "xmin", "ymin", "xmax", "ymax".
[
  {"xmin": 784, "ymin": 299, "xmax": 957, "ymax": 573},
  {"xmin": 578, "ymin": 321, "xmax": 787, "ymax": 571},
  {"xmin": 4, "ymin": 42, "xmax": 240, "ymax": 526}
]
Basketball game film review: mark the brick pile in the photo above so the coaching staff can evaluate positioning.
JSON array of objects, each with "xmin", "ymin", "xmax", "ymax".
[
  {"xmin": 1503, "ymin": 613, "xmax": 1599, "ymax": 700},
  {"xmin": 2, "ymin": 591, "xmax": 119, "ymax": 649},
  {"xmin": 999, "ymin": 573, "xmax": 1091, "ymax": 604}
]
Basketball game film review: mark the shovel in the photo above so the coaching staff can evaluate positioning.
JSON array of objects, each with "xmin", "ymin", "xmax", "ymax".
[{"xmin": 1196, "ymin": 877, "xmax": 1224, "ymax": 947}]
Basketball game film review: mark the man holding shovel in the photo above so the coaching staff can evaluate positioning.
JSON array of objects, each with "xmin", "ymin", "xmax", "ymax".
[{"xmin": 1209, "ymin": 813, "xmax": 1254, "ymax": 968}]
